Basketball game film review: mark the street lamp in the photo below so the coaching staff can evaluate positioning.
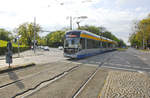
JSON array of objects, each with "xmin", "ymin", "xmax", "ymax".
[
  {"xmin": 67, "ymin": 16, "xmax": 88, "ymax": 30},
  {"xmin": 33, "ymin": 17, "xmax": 36, "ymax": 54},
  {"xmin": 76, "ymin": 16, "xmax": 88, "ymax": 29}
]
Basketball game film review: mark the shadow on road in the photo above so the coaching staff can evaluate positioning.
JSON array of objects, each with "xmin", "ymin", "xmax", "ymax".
[{"xmin": 8, "ymin": 71, "xmax": 25, "ymax": 89}]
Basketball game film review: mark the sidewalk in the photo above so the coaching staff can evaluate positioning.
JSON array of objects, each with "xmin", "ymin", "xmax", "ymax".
[
  {"xmin": 99, "ymin": 70, "xmax": 150, "ymax": 98},
  {"xmin": 0, "ymin": 49, "xmax": 44, "ymax": 60},
  {"xmin": 0, "ymin": 49, "xmax": 65, "ymax": 72}
]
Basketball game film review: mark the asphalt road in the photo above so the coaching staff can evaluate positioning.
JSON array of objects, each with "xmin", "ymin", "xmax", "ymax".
[
  {"xmin": 75, "ymin": 48, "xmax": 150, "ymax": 73},
  {"xmin": 0, "ymin": 48, "xmax": 150, "ymax": 98}
]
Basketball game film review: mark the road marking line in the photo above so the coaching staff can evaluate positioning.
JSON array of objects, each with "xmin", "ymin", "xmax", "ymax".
[
  {"xmin": 132, "ymin": 66, "xmax": 141, "ymax": 68},
  {"xmin": 134, "ymin": 54, "xmax": 147, "ymax": 61},
  {"xmin": 104, "ymin": 63, "xmax": 131, "ymax": 67},
  {"xmin": 141, "ymin": 67, "xmax": 150, "ymax": 70},
  {"xmin": 138, "ymin": 71, "xmax": 144, "ymax": 74},
  {"xmin": 102, "ymin": 66, "xmax": 138, "ymax": 72}
]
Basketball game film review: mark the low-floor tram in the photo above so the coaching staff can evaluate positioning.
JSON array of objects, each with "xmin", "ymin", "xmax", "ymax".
[{"xmin": 63, "ymin": 30, "xmax": 117, "ymax": 59}]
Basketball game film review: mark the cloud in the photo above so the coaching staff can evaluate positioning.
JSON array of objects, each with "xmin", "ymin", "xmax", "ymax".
[
  {"xmin": 115, "ymin": 0, "xmax": 133, "ymax": 5},
  {"xmin": 0, "ymin": 0, "xmax": 149, "ymax": 45}
]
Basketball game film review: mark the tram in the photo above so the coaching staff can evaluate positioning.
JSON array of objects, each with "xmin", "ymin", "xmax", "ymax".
[{"xmin": 63, "ymin": 30, "xmax": 117, "ymax": 59}]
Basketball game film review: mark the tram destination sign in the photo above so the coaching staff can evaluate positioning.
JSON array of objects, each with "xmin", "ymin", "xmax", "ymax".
[
  {"xmin": 66, "ymin": 35, "xmax": 78, "ymax": 38},
  {"xmin": 66, "ymin": 31, "xmax": 81, "ymax": 38}
]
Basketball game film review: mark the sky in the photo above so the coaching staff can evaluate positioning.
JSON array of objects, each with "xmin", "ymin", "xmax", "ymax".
[{"xmin": 0, "ymin": 0, "xmax": 150, "ymax": 44}]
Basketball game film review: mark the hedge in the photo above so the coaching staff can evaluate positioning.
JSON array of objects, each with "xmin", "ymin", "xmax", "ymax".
[{"xmin": 0, "ymin": 47, "xmax": 30, "ymax": 56}]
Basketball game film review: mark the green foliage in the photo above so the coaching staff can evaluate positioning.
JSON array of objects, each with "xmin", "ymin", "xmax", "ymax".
[
  {"xmin": 0, "ymin": 40, "xmax": 8, "ymax": 47},
  {"xmin": 45, "ymin": 30, "xmax": 65, "ymax": 47},
  {"xmin": 0, "ymin": 47, "xmax": 29, "ymax": 55},
  {"xmin": 37, "ymin": 37, "xmax": 46, "ymax": 46},
  {"xmin": 0, "ymin": 29, "xmax": 12, "ymax": 41},
  {"xmin": 101, "ymin": 31, "xmax": 120, "ymax": 42},
  {"xmin": 117, "ymin": 48, "xmax": 127, "ymax": 51},
  {"xmin": 0, "ymin": 40, "xmax": 26, "ymax": 47},
  {"xmin": 0, "ymin": 40, "xmax": 29, "ymax": 55},
  {"xmin": 16, "ymin": 22, "xmax": 41, "ymax": 46},
  {"xmin": 117, "ymin": 39, "xmax": 126, "ymax": 47},
  {"xmin": 79, "ymin": 25, "xmax": 101, "ymax": 35},
  {"xmin": 129, "ymin": 14, "xmax": 150, "ymax": 48}
]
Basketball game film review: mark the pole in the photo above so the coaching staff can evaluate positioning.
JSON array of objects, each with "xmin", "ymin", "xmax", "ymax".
[
  {"xmin": 143, "ymin": 24, "xmax": 145, "ymax": 49},
  {"xmin": 34, "ymin": 17, "xmax": 36, "ymax": 54},
  {"xmin": 143, "ymin": 32, "xmax": 145, "ymax": 49},
  {"xmin": 70, "ymin": 16, "xmax": 72, "ymax": 30},
  {"xmin": 76, "ymin": 21, "xmax": 80, "ymax": 29},
  {"xmin": 18, "ymin": 39, "xmax": 20, "ymax": 57}
]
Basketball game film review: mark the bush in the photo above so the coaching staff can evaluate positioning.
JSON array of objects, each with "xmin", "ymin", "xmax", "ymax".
[
  {"xmin": 0, "ymin": 40, "xmax": 29, "ymax": 55},
  {"xmin": 0, "ymin": 46, "xmax": 30, "ymax": 55}
]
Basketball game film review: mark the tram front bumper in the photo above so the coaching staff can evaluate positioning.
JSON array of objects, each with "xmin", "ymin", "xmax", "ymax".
[{"xmin": 63, "ymin": 53, "xmax": 77, "ymax": 58}]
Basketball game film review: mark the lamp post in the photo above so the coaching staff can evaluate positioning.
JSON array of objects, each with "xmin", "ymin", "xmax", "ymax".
[
  {"xmin": 99, "ymin": 31, "xmax": 104, "ymax": 48},
  {"xmin": 70, "ymin": 16, "xmax": 73, "ymax": 30},
  {"xmin": 67, "ymin": 16, "xmax": 88, "ymax": 30},
  {"xmin": 76, "ymin": 16, "xmax": 88, "ymax": 29},
  {"xmin": 17, "ymin": 35, "xmax": 21, "ymax": 57},
  {"xmin": 33, "ymin": 17, "xmax": 36, "ymax": 54}
]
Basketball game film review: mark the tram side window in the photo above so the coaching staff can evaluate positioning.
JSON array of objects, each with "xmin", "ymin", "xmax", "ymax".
[
  {"xmin": 102, "ymin": 42, "xmax": 107, "ymax": 48},
  {"xmin": 87, "ymin": 39, "xmax": 101, "ymax": 49},
  {"xmin": 94, "ymin": 40, "xmax": 99, "ymax": 48},
  {"xmin": 80, "ymin": 38, "xmax": 85, "ymax": 49},
  {"xmin": 87, "ymin": 39, "xmax": 93, "ymax": 49},
  {"xmin": 93, "ymin": 40, "xmax": 97, "ymax": 48},
  {"xmin": 97, "ymin": 41, "xmax": 100, "ymax": 48},
  {"xmin": 110, "ymin": 43, "xmax": 112, "ymax": 48},
  {"xmin": 108, "ymin": 43, "xmax": 110, "ymax": 48},
  {"xmin": 99, "ymin": 41, "xmax": 102, "ymax": 48}
]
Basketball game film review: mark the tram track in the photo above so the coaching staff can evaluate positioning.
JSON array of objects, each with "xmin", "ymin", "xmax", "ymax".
[
  {"xmin": 19, "ymin": 51, "xmax": 114, "ymax": 98},
  {"xmin": 0, "ymin": 51, "xmax": 115, "ymax": 98},
  {"xmin": 72, "ymin": 53, "xmax": 113, "ymax": 98},
  {"xmin": 13, "ymin": 65, "xmax": 80, "ymax": 98},
  {"xmin": 0, "ymin": 60, "xmax": 82, "ymax": 98},
  {"xmin": 0, "ymin": 61, "xmax": 76, "ymax": 89}
]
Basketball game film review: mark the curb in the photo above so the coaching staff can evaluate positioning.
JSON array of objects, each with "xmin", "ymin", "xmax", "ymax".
[
  {"xmin": 0, "ymin": 63, "xmax": 36, "ymax": 74},
  {"xmin": 0, "ymin": 56, "xmax": 19, "ymax": 60},
  {"xmin": 0, "ymin": 54, "xmax": 43, "ymax": 60}
]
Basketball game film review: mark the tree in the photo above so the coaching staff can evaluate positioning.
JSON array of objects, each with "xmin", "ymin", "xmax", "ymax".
[
  {"xmin": 79, "ymin": 25, "xmax": 125, "ymax": 46},
  {"xmin": 118, "ymin": 39, "xmax": 126, "ymax": 48},
  {"xmin": 38, "ymin": 37, "xmax": 46, "ymax": 46},
  {"xmin": 0, "ymin": 29, "xmax": 12, "ymax": 41},
  {"xmin": 16, "ymin": 22, "xmax": 41, "ymax": 46},
  {"xmin": 129, "ymin": 14, "xmax": 150, "ymax": 49},
  {"xmin": 79, "ymin": 25, "xmax": 100, "ymax": 35},
  {"xmin": 45, "ymin": 30, "xmax": 65, "ymax": 47}
]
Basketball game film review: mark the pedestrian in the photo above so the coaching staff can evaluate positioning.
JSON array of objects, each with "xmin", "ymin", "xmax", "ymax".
[
  {"xmin": 7, "ymin": 41, "xmax": 13, "ymax": 51},
  {"xmin": 6, "ymin": 41, "xmax": 13, "ymax": 67}
]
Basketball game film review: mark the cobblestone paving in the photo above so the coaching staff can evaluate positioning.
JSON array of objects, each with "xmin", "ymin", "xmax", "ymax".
[{"xmin": 100, "ymin": 71, "xmax": 150, "ymax": 98}]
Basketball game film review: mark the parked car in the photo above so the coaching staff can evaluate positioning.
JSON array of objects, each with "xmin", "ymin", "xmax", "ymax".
[
  {"xmin": 43, "ymin": 46, "xmax": 49, "ymax": 51},
  {"xmin": 58, "ymin": 46, "xmax": 63, "ymax": 50},
  {"xmin": 38, "ymin": 46, "xmax": 44, "ymax": 49},
  {"xmin": 31, "ymin": 46, "xmax": 33, "ymax": 50}
]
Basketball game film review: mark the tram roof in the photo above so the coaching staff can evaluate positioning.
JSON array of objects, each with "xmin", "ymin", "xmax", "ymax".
[{"xmin": 66, "ymin": 30, "xmax": 117, "ymax": 44}]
